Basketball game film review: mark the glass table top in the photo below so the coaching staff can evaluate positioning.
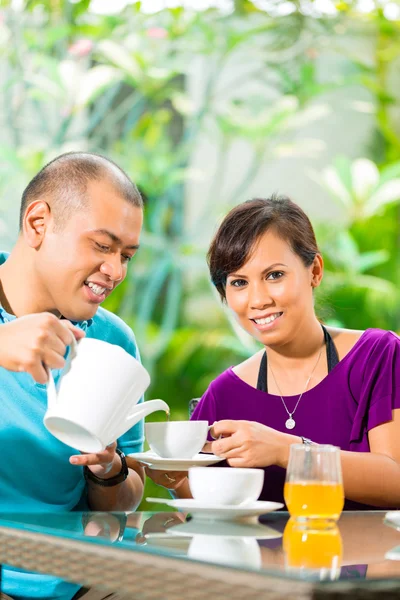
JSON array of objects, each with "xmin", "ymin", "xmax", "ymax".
[{"xmin": 1, "ymin": 509, "xmax": 400, "ymax": 588}]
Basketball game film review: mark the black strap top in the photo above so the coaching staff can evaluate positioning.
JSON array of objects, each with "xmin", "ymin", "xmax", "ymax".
[{"xmin": 256, "ymin": 325, "xmax": 339, "ymax": 393}]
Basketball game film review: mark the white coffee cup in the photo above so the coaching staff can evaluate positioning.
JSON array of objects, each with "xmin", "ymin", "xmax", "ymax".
[
  {"xmin": 188, "ymin": 467, "xmax": 264, "ymax": 505},
  {"xmin": 145, "ymin": 421, "xmax": 209, "ymax": 459},
  {"xmin": 44, "ymin": 338, "xmax": 169, "ymax": 453}
]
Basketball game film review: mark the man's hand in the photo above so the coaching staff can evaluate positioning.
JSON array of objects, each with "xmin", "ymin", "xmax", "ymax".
[
  {"xmin": 83, "ymin": 513, "xmax": 122, "ymax": 542},
  {"xmin": 0, "ymin": 312, "xmax": 84, "ymax": 383},
  {"xmin": 70, "ymin": 442, "xmax": 121, "ymax": 479}
]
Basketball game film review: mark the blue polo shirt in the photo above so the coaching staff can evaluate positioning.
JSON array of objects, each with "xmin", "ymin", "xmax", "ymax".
[{"xmin": 0, "ymin": 251, "xmax": 144, "ymax": 513}]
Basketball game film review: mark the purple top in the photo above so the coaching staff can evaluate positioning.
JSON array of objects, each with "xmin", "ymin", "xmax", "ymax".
[{"xmin": 191, "ymin": 329, "xmax": 400, "ymax": 510}]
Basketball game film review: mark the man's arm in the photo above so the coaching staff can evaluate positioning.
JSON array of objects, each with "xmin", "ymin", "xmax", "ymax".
[{"xmin": 71, "ymin": 444, "xmax": 145, "ymax": 511}]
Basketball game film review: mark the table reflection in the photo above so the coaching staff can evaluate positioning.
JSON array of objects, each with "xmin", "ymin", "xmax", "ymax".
[
  {"xmin": 282, "ymin": 519, "xmax": 342, "ymax": 581},
  {"xmin": 1, "ymin": 510, "xmax": 400, "ymax": 600}
]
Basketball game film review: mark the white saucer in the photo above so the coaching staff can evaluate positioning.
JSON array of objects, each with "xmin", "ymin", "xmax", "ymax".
[
  {"xmin": 127, "ymin": 451, "xmax": 222, "ymax": 471},
  {"xmin": 145, "ymin": 497, "xmax": 284, "ymax": 521},
  {"xmin": 168, "ymin": 520, "xmax": 282, "ymax": 539}
]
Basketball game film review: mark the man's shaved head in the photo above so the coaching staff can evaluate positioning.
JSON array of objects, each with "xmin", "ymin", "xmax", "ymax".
[{"xmin": 19, "ymin": 151, "xmax": 143, "ymax": 231}]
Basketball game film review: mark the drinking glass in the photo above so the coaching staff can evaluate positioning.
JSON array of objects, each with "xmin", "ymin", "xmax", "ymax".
[{"xmin": 284, "ymin": 444, "xmax": 344, "ymax": 522}]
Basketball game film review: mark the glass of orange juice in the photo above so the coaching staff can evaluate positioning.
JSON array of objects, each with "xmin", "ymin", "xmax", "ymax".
[
  {"xmin": 284, "ymin": 444, "xmax": 344, "ymax": 523},
  {"xmin": 283, "ymin": 518, "xmax": 342, "ymax": 580}
]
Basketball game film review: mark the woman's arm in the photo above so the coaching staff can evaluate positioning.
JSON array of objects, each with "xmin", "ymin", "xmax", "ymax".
[
  {"xmin": 340, "ymin": 408, "xmax": 400, "ymax": 507},
  {"xmin": 210, "ymin": 410, "xmax": 400, "ymax": 508}
]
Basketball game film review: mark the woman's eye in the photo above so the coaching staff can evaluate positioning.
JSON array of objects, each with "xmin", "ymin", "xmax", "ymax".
[
  {"xmin": 122, "ymin": 255, "xmax": 132, "ymax": 264},
  {"xmin": 267, "ymin": 271, "xmax": 284, "ymax": 281},
  {"xmin": 229, "ymin": 279, "xmax": 247, "ymax": 288}
]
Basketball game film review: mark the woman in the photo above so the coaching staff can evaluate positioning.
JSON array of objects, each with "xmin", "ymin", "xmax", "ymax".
[{"xmin": 147, "ymin": 195, "xmax": 400, "ymax": 509}]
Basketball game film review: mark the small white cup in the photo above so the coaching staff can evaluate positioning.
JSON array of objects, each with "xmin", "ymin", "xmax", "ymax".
[
  {"xmin": 44, "ymin": 338, "xmax": 168, "ymax": 453},
  {"xmin": 145, "ymin": 421, "xmax": 209, "ymax": 459},
  {"xmin": 189, "ymin": 467, "xmax": 264, "ymax": 505}
]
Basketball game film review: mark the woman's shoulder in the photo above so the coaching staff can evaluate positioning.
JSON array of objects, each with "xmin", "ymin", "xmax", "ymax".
[
  {"xmin": 203, "ymin": 351, "xmax": 264, "ymax": 395},
  {"xmin": 231, "ymin": 350, "xmax": 264, "ymax": 388},
  {"xmin": 329, "ymin": 326, "xmax": 400, "ymax": 362},
  {"xmin": 195, "ymin": 362, "xmax": 258, "ymax": 416}
]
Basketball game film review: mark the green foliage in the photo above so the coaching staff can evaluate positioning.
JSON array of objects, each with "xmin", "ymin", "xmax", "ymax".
[{"xmin": 1, "ymin": 0, "xmax": 400, "ymax": 508}]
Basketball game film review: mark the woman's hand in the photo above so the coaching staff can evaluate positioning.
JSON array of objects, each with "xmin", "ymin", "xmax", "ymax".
[
  {"xmin": 145, "ymin": 467, "xmax": 188, "ymax": 491},
  {"xmin": 135, "ymin": 511, "xmax": 186, "ymax": 545},
  {"xmin": 209, "ymin": 420, "xmax": 297, "ymax": 468}
]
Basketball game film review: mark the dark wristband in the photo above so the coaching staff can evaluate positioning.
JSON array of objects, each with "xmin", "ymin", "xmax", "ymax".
[{"xmin": 84, "ymin": 448, "xmax": 128, "ymax": 487}]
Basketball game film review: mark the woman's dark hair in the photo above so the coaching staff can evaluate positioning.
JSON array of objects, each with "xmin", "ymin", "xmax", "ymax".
[{"xmin": 207, "ymin": 195, "xmax": 319, "ymax": 301}]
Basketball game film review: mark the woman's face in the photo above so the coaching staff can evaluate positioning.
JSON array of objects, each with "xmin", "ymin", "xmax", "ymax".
[{"xmin": 224, "ymin": 229, "xmax": 322, "ymax": 347}]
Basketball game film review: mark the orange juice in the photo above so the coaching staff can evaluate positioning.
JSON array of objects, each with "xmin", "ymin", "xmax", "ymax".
[
  {"xmin": 283, "ymin": 519, "xmax": 343, "ymax": 571},
  {"xmin": 284, "ymin": 481, "xmax": 344, "ymax": 520}
]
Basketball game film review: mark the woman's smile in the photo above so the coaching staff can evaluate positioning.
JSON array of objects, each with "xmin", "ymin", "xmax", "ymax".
[{"xmin": 250, "ymin": 311, "xmax": 283, "ymax": 331}]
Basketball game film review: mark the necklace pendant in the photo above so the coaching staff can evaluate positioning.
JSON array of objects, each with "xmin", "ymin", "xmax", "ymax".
[{"xmin": 285, "ymin": 417, "xmax": 296, "ymax": 430}]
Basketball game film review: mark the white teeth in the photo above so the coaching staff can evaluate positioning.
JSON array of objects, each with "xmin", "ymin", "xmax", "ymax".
[
  {"xmin": 87, "ymin": 282, "xmax": 106, "ymax": 296},
  {"xmin": 254, "ymin": 313, "xmax": 281, "ymax": 325}
]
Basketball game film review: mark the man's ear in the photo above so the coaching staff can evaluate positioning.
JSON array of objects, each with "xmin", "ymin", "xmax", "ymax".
[
  {"xmin": 311, "ymin": 253, "xmax": 323, "ymax": 288},
  {"xmin": 23, "ymin": 201, "xmax": 52, "ymax": 248}
]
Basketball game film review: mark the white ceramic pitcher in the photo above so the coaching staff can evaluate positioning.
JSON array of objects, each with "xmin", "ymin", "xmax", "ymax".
[{"xmin": 43, "ymin": 337, "xmax": 169, "ymax": 453}]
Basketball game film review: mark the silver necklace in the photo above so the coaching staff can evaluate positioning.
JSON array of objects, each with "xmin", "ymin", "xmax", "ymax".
[{"xmin": 268, "ymin": 344, "xmax": 324, "ymax": 430}]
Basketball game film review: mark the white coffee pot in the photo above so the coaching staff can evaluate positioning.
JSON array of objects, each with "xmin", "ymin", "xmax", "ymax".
[{"xmin": 44, "ymin": 337, "xmax": 169, "ymax": 453}]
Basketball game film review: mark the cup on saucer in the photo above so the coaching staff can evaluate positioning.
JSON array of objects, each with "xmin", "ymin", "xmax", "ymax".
[
  {"xmin": 145, "ymin": 421, "xmax": 209, "ymax": 459},
  {"xmin": 188, "ymin": 467, "xmax": 264, "ymax": 505}
]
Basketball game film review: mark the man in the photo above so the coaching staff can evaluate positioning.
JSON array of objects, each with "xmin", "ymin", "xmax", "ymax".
[{"xmin": 0, "ymin": 151, "xmax": 145, "ymax": 513}]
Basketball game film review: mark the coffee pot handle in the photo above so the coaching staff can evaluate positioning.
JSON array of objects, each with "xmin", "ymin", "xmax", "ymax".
[{"xmin": 46, "ymin": 334, "xmax": 78, "ymax": 409}]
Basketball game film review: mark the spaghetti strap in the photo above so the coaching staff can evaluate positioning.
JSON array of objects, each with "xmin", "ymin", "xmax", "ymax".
[
  {"xmin": 256, "ymin": 350, "xmax": 267, "ymax": 391},
  {"xmin": 256, "ymin": 324, "xmax": 339, "ymax": 393}
]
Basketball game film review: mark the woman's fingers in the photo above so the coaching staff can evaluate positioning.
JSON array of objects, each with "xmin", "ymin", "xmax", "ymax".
[
  {"xmin": 211, "ymin": 433, "xmax": 241, "ymax": 457},
  {"xmin": 209, "ymin": 420, "xmax": 240, "ymax": 439},
  {"xmin": 201, "ymin": 441, "xmax": 213, "ymax": 454},
  {"xmin": 226, "ymin": 457, "xmax": 249, "ymax": 468}
]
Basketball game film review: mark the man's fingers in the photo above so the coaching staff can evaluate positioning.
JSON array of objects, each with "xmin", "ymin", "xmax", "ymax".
[
  {"xmin": 43, "ymin": 349, "xmax": 66, "ymax": 371},
  {"xmin": 70, "ymin": 454, "xmax": 104, "ymax": 467},
  {"xmin": 30, "ymin": 362, "xmax": 49, "ymax": 384},
  {"xmin": 58, "ymin": 320, "xmax": 85, "ymax": 346},
  {"xmin": 63, "ymin": 320, "xmax": 85, "ymax": 340},
  {"xmin": 46, "ymin": 335, "xmax": 68, "ymax": 358},
  {"xmin": 209, "ymin": 420, "xmax": 240, "ymax": 439},
  {"xmin": 70, "ymin": 450, "xmax": 113, "ymax": 466}
]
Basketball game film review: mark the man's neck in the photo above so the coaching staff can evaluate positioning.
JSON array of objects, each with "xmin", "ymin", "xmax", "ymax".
[{"xmin": 0, "ymin": 242, "xmax": 58, "ymax": 317}]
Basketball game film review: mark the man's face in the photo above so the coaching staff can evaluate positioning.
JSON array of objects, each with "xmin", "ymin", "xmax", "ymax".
[{"xmin": 36, "ymin": 178, "xmax": 143, "ymax": 321}]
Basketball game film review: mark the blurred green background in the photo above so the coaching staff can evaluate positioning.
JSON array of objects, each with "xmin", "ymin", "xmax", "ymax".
[{"xmin": 1, "ymin": 0, "xmax": 400, "ymax": 509}]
